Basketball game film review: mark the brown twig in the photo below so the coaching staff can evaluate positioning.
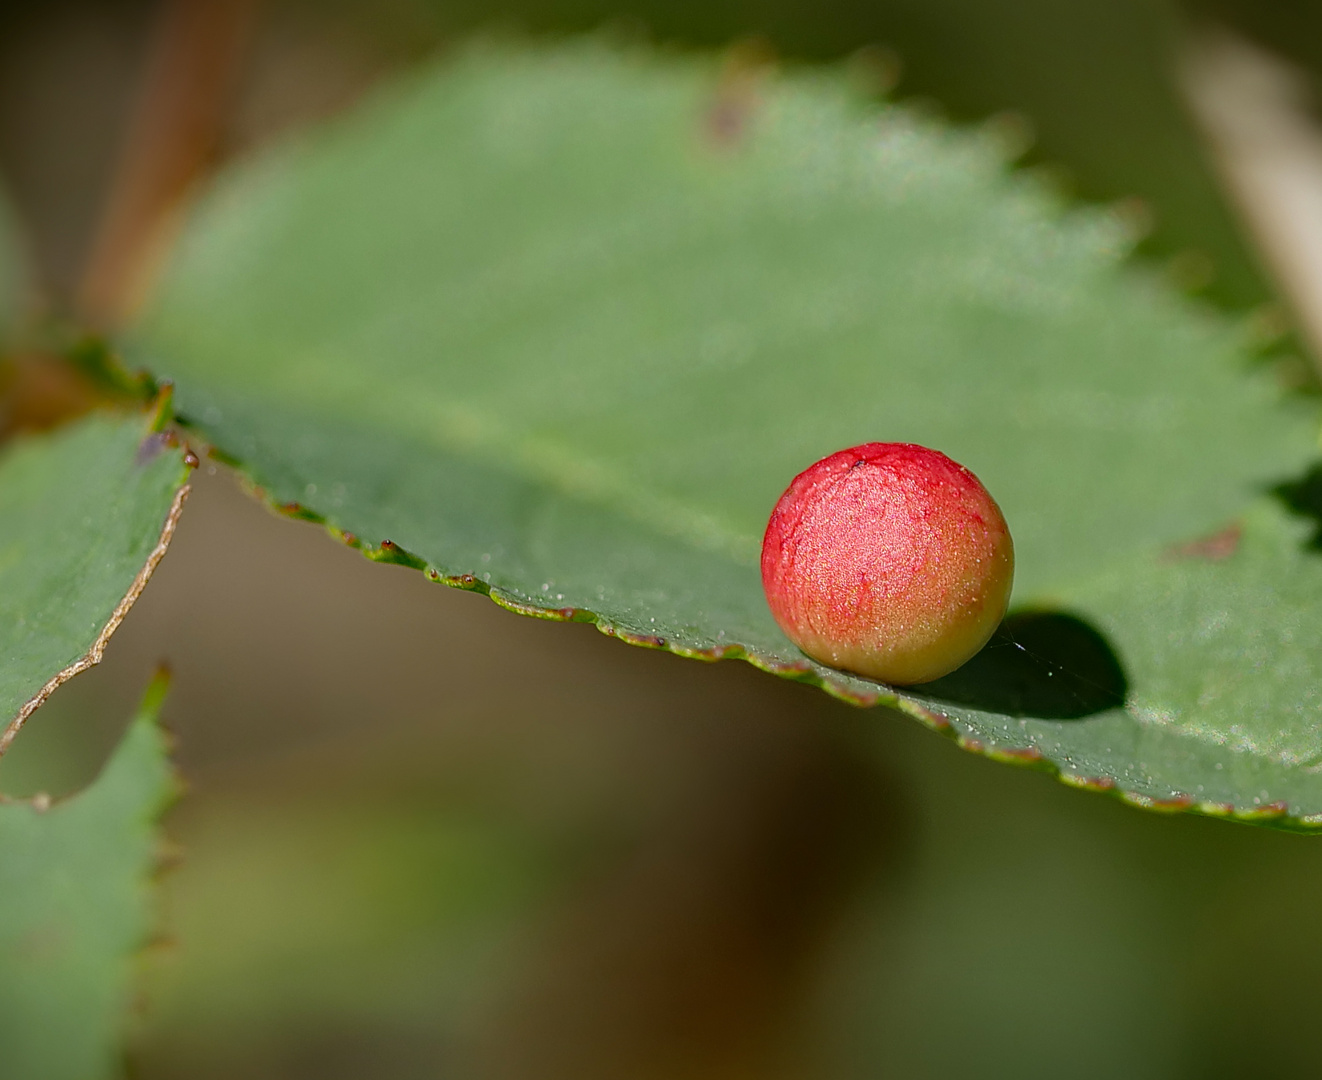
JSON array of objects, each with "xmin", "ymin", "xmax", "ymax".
[
  {"xmin": 1180, "ymin": 28, "xmax": 1322, "ymax": 376},
  {"xmin": 78, "ymin": 0, "xmax": 261, "ymax": 330}
]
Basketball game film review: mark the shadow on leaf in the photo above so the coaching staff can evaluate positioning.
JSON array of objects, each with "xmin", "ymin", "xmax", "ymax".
[
  {"xmin": 1273, "ymin": 462, "xmax": 1322, "ymax": 548},
  {"xmin": 916, "ymin": 611, "xmax": 1128, "ymax": 721}
]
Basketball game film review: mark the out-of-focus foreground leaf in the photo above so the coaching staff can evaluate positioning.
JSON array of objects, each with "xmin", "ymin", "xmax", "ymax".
[
  {"xmin": 0, "ymin": 411, "xmax": 191, "ymax": 750},
  {"xmin": 0, "ymin": 674, "xmax": 175, "ymax": 1080},
  {"xmin": 128, "ymin": 43, "xmax": 1322, "ymax": 824}
]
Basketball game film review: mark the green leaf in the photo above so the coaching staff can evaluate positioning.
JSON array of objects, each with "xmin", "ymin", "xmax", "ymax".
[
  {"xmin": 0, "ymin": 672, "xmax": 176, "ymax": 1080},
  {"xmin": 0, "ymin": 410, "xmax": 191, "ymax": 749},
  {"xmin": 126, "ymin": 42, "xmax": 1322, "ymax": 824}
]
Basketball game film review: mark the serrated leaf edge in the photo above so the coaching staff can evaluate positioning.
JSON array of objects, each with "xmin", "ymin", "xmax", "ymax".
[
  {"xmin": 0, "ymin": 670, "xmax": 182, "ymax": 1077},
  {"xmin": 235, "ymin": 468, "xmax": 1322, "ymax": 835}
]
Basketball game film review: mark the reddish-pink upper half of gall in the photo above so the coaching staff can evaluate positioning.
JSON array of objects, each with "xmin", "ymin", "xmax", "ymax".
[{"xmin": 761, "ymin": 443, "xmax": 1014, "ymax": 686}]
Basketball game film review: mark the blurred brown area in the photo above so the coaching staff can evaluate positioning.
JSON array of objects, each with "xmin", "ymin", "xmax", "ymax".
[
  {"xmin": 8, "ymin": 2, "xmax": 1322, "ymax": 1078},
  {"xmin": 0, "ymin": 0, "xmax": 1310, "ymax": 315},
  {"xmin": 0, "ymin": 0, "xmax": 394, "ymax": 310},
  {"xmin": 0, "ymin": 351, "xmax": 101, "ymax": 440}
]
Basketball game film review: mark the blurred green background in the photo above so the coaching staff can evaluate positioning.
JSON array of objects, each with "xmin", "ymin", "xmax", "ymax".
[{"xmin": 5, "ymin": 1, "xmax": 1322, "ymax": 1076}]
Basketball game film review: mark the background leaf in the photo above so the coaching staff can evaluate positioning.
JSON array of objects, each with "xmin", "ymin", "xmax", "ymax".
[
  {"xmin": 0, "ymin": 673, "xmax": 175, "ymax": 1080},
  {"xmin": 127, "ymin": 43, "xmax": 1322, "ymax": 823},
  {"xmin": 0, "ymin": 410, "xmax": 191, "ymax": 748}
]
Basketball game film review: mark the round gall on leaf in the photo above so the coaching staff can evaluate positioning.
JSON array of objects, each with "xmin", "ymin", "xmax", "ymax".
[{"xmin": 761, "ymin": 443, "xmax": 1014, "ymax": 686}]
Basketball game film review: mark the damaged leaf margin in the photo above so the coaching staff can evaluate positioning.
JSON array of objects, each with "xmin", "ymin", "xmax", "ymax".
[{"xmin": 0, "ymin": 404, "xmax": 193, "ymax": 754}]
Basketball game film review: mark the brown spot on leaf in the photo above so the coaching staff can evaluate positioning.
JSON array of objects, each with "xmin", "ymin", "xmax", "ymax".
[
  {"xmin": 1164, "ymin": 522, "xmax": 1242, "ymax": 562},
  {"xmin": 703, "ymin": 40, "xmax": 774, "ymax": 149},
  {"xmin": 135, "ymin": 431, "xmax": 169, "ymax": 465}
]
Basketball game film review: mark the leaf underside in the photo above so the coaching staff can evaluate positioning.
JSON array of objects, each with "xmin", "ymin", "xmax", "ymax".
[
  {"xmin": 0, "ymin": 411, "xmax": 191, "ymax": 747},
  {"xmin": 0, "ymin": 674, "xmax": 175, "ymax": 1080},
  {"xmin": 127, "ymin": 42, "xmax": 1322, "ymax": 827}
]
